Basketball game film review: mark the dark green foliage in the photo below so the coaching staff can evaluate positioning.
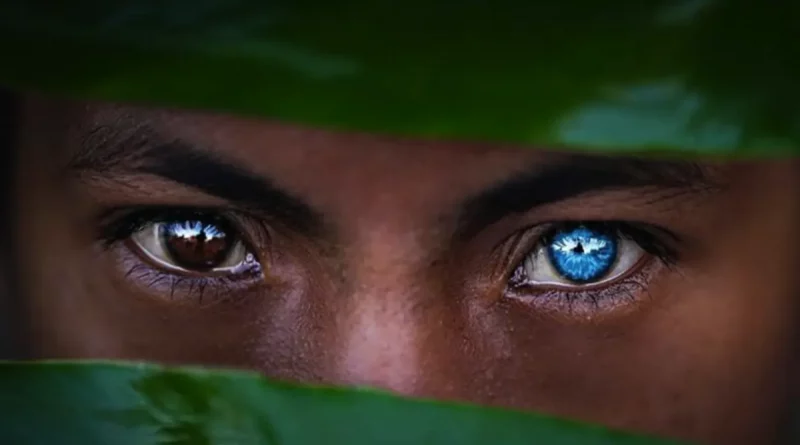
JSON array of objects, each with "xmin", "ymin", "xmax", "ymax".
[
  {"xmin": 0, "ymin": 361, "xmax": 688, "ymax": 445},
  {"xmin": 0, "ymin": 0, "xmax": 797, "ymax": 155}
]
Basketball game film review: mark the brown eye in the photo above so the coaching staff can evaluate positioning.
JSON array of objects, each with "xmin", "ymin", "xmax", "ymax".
[
  {"xmin": 159, "ymin": 220, "xmax": 235, "ymax": 270},
  {"xmin": 131, "ymin": 217, "xmax": 250, "ymax": 273}
]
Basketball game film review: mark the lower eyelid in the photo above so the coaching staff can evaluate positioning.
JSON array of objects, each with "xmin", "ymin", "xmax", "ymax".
[
  {"xmin": 529, "ymin": 250, "xmax": 649, "ymax": 289},
  {"xmin": 112, "ymin": 244, "xmax": 266, "ymax": 306},
  {"xmin": 505, "ymin": 260, "xmax": 663, "ymax": 318}
]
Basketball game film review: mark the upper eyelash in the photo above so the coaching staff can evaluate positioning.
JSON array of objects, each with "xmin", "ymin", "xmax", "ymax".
[
  {"xmin": 538, "ymin": 221, "xmax": 681, "ymax": 266},
  {"xmin": 97, "ymin": 206, "xmax": 237, "ymax": 248},
  {"xmin": 611, "ymin": 222, "xmax": 681, "ymax": 267}
]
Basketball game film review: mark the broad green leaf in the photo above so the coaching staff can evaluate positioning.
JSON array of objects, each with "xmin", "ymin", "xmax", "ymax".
[
  {"xmin": 0, "ymin": 361, "xmax": 687, "ymax": 445},
  {"xmin": 0, "ymin": 0, "xmax": 797, "ymax": 156}
]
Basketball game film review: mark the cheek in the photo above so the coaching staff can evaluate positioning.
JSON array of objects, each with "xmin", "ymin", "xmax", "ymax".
[
  {"xmin": 25, "ymin": 232, "xmax": 322, "ymax": 374},
  {"xmin": 697, "ymin": 164, "xmax": 800, "ymax": 354},
  {"xmin": 464, "ymin": 275, "xmax": 791, "ymax": 445},
  {"xmin": 458, "ymin": 177, "xmax": 800, "ymax": 444},
  {"xmin": 601, "ymin": 170, "xmax": 800, "ymax": 443}
]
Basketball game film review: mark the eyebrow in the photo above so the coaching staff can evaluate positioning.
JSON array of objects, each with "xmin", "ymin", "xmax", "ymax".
[
  {"xmin": 69, "ymin": 124, "xmax": 326, "ymax": 236},
  {"xmin": 71, "ymin": 121, "xmax": 718, "ymax": 243},
  {"xmin": 455, "ymin": 155, "xmax": 719, "ymax": 238}
]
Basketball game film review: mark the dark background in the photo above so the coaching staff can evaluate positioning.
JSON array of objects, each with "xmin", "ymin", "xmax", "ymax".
[{"xmin": 0, "ymin": 90, "xmax": 23, "ymax": 360}]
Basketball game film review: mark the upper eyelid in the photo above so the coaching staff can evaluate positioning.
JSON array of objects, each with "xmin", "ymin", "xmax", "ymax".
[
  {"xmin": 96, "ymin": 206, "xmax": 271, "ymax": 250},
  {"xmin": 466, "ymin": 186, "xmax": 704, "ymax": 257},
  {"xmin": 505, "ymin": 221, "xmax": 680, "ymax": 270},
  {"xmin": 72, "ymin": 132, "xmax": 328, "ymax": 238},
  {"xmin": 454, "ymin": 157, "xmax": 719, "ymax": 240}
]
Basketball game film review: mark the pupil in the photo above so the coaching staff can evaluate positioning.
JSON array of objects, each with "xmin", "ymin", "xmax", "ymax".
[
  {"xmin": 159, "ymin": 219, "xmax": 234, "ymax": 270},
  {"xmin": 546, "ymin": 226, "xmax": 617, "ymax": 284}
]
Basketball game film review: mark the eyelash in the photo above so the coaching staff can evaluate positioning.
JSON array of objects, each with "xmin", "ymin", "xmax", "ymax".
[
  {"xmin": 506, "ymin": 221, "xmax": 680, "ymax": 316},
  {"xmin": 97, "ymin": 206, "xmax": 266, "ymax": 305},
  {"xmin": 98, "ymin": 207, "xmax": 236, "ymax": 246},
  {"xmin": 544, "ymin": 221, "xmax": 681, "ymax": 265}
]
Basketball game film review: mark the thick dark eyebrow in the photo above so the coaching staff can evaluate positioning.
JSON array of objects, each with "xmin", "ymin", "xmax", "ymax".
[
  {"xmin": 69, "ymin": 124, "xmax": 326, "ymax": 236},
  {"xmin": 456, "ymin": 155, "xmax": 718, "ymax": 238}
]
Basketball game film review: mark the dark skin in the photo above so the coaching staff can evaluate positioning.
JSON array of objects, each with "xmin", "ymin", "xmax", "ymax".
[{"xmin": 12, "ymin": 95, "xmax": 800, "ymax": 445}]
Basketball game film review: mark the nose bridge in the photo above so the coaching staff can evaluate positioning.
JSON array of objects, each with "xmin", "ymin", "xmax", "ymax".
[
  {"xmin": 337, "ymin": 280, "xmax": 423, "ymax": 394},
  {"xmin": 331, "ymin": 226, "xmax": 442, "ymax": 395}
]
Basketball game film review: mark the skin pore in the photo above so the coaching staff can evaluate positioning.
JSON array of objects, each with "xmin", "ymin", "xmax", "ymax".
[{"xmin": 12, "ymin": 96, "xmax": 800, "ymax": 445}]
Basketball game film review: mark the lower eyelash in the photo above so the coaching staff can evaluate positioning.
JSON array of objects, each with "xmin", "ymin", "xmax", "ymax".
[
  {"xmin": 505, "ymin": 259, "xmax": 662, "ymax": 318},
  {"xmin": 119, "ymin": 253, "xmax": 264, "ymax": 306}
]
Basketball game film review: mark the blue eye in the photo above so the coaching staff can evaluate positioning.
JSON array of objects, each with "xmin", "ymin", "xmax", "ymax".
[
  {"xmin": 547, "ymin": 226, "xmax": 618, "ymax": 283},
  {"xmin": 520, "ymin": 223, "xmax": 647, "ymax": 288}
]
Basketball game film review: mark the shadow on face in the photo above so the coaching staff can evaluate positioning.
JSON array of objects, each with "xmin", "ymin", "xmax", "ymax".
[{"xmin": 11, "ymin": 96, "xmax": 800, "ymax": 445}]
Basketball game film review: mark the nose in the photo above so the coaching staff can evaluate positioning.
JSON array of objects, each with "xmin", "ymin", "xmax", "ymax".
[
  {"xmin": 326, "ymin": 229, "xmax": 466, "ymax": 399},
  {"xmin": 336, "ymin": 280, "xmax": 424, "ymax": 394}
]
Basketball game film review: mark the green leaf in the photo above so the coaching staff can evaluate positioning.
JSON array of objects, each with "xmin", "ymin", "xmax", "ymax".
[
  {"xmin": 0, "ymin": 0, "xmax": 797, "ymax": 156},
  {"xmin": 0, "ymin": 361, "xmax": 687, "ymax": 445}
]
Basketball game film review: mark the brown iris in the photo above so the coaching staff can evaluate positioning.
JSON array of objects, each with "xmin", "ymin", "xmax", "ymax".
[{"xmin": 158, "ymin": 219, "xmax": 236, "ymax": 271}]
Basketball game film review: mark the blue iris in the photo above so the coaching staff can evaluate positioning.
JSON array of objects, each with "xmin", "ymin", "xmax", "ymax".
[{"xmin": 546, "ymin": 226, "xmax": 618, "ymax": 283}]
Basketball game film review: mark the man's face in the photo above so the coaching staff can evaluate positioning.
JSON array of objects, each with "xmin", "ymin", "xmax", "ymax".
[{"xmin": 13, "ymin": 96, "xmax": 800, "ymax": 444}]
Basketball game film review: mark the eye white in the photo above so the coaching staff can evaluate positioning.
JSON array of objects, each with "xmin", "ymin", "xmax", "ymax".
[
  {"xmin": 523, "ymin": 237, "xmax": 645, "ymax": 287},
  {"xmin": 130, "ymin": 222, "xmax": 248, "ymax": 273}
]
